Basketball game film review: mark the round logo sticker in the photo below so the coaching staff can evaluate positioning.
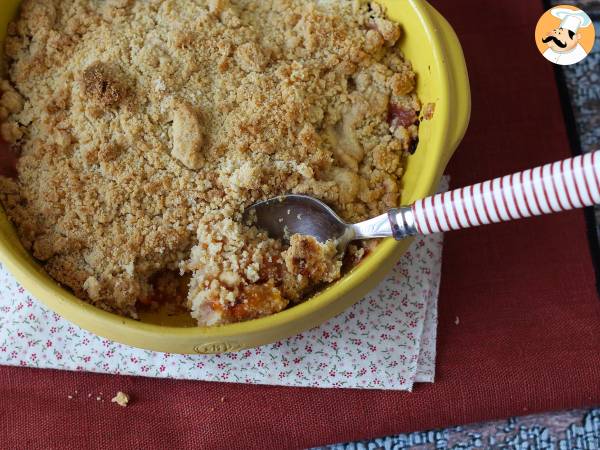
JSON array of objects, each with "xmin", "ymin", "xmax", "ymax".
[{"xmin": 535, "ymin": 5, "xmax": 595, "ymax": 66}]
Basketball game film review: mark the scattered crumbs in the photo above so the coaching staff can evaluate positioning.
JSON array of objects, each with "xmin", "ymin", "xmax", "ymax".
[
  {"xmin": 111, "ymin": 391, "xmax": 130, "ymax": 407},
  {"xmin": 68, "ymin": 395, "xmax": 73, "ymax": 400},
  {"xmin": 209, "ymin": 407, "xmax": 215, "ymax": 412},
  {"xmin": 88, "ymin": 393, "xmax": 92, "ymax": 398},
  {"xmin": 74, "ymin": 390, "xmax": 78, "ymax": 394},
  {"xmin": 220, "ymin": 396, "xmax": 226, "ymax": 403},
  {"xmin": 296, "ymin": 213, "xmax": 302, "ymax": 220},
  {"xmin": 96, "ymin": 396, "xmax": 102, "ymax": 401},
  {"xmin": 454, "ymin": 316, "xmax": 460, "ymax": 325},
  {"xmin": 286, "ymin": 209, "xmax": 291, "ymax": 215},
  {"xmin": 278, "ymin": 217, "xmax": 283, "ymax": 223}
]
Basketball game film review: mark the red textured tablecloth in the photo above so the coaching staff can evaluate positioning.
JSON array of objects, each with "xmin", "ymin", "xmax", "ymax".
[{"xmin": 1, "ymin": 1, "xmax": 600, "ymax": 448}]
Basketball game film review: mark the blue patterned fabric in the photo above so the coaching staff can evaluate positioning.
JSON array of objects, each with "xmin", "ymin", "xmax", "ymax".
[
  {"xmin": 560, "ymin": 18, "xmax": 600, "ymax": 155},
  {"xmin": 316, "ymin": 408, "xmax": 600, "ymax": 449},
  {"xmin": 559, "ymin": 14, "xmax": 600, "ymax": 241}
]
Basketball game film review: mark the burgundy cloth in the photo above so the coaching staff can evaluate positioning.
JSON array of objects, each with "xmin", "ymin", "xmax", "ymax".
[{"xmin": 1, "ymin": 1, "xmax": 599, "ymax": 448}]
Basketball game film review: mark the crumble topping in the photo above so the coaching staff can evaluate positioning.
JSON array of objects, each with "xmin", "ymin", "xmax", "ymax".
[
  {"xmin": 0, "ymin": 0, "xmax": 420, "ymax": 325},
  {"xmin": 82, "ymin": 62, "xmax": 129, "ymax": 108},
  {"xmin": 182, "ymin": 215, "xmax": 341, "ymax": 325},
  {"xmin": 171, "ymin": 100, "xmax": 205, "ymax": 169},
  {"xmin": 283, "ymin": 234, "xmax": 340, "ymax": 284}
]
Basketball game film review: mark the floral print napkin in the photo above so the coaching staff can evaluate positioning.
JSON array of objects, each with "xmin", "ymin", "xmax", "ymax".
[{"xmin": 0, "ymin": 188, "xmax": 445, "ymax": 391}]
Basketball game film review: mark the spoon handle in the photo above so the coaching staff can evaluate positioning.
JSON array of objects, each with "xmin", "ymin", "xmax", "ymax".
[{"xmin": 392, "ymin": 151, "xmax": 600, "ymax": 238}]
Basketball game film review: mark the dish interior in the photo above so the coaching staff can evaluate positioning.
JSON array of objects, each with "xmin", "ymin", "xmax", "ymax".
[{"xmin": 0, "ymin": 0, "xmax": 468, "ymax": 354}]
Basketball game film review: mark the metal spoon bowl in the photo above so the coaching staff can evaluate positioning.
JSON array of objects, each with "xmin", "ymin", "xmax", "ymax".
[{"xmin": 244, "ymin": 194, "xmax": 414, "ymax": 253}]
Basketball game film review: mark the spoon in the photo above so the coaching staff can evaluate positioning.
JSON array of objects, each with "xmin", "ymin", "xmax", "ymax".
[{"xmin": 246, "ymin": 151, "xmax": 600, "ymax": 251}]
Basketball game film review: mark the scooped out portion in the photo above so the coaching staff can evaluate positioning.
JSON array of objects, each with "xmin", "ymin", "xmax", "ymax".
[
  {"xmin": 183, "ymin": 216, "xmax": 342, "ymax": 326},
  {"xmin": 0, "ymin": 0, "xmax": 420, "ymax": 326}
]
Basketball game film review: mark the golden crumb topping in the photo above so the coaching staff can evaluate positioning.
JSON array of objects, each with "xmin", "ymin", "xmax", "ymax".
[
  {"xmin": 82, "ymin": 62, "xmax": 129, "ymax": 108},
  {"xmin": 0, "ymin": 0, "xmax": 419, "ymax": 325},
  {"xmin": 182, "ymin": 215, "xmax": 340, "ymax": 326},
  {"xmin": 283, "ymin": 234, "xmax": 340, "ymax": 283}
]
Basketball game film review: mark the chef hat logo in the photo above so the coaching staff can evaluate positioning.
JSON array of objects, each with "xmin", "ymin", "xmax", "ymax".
[
  {"xmin": 551, "ymin": 7, "xmax": 592, "ymax": 33},
  {"xmin": 535, "ymin": 5, "xmax": 596, "ymax": 66}
]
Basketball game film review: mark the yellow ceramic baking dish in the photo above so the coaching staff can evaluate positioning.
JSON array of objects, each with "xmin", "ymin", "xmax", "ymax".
[{"xmin": 0, "ymin": 0, "xmax": 470, "ymax": 354}]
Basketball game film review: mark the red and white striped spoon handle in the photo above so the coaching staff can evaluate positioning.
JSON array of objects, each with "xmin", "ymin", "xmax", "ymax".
[{"xmin": 411, "ymin": 151, "xmax": 600, "ymax": 235}]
